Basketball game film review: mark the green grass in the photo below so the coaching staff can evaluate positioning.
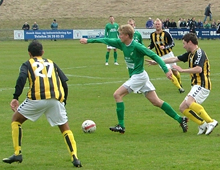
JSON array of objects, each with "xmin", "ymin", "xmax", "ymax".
[{"xmin": 0, "ymin": 39, "xmax": 220, "ymax": 170}]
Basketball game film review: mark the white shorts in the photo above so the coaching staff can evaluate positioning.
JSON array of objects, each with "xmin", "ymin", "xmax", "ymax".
[
  {"xmin": 17, "ymin": 98, "xmax": 68, "ymax": 127},
  {"xmin": 160, "ymin": 51, "xmax": 176, "ymax": 70},
  {"xmin": 123, "ymin": 70, "xmax": 155, "ymax": 93},
  {"xmin": 185, "ymin": 85, "xmax": 210, "ymax": 104},
  {"xmin": 107, "ymin": 45, "xmax": 116, "ymax": 50}
]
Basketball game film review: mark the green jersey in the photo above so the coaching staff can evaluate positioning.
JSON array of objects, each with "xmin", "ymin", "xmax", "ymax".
[
  {"xmin": 87, "ymin": 38, "xmax": 169, "ymax": 77},
  {"xmin": 133, "ymin": 30, "xmax": 143, "ymax": 44},
  {"xmin": 105, "ymin": 23, "xmax": 119, "ymax": 38}
]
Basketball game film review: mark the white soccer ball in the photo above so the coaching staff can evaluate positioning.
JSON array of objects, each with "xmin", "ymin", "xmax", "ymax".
[{"xmin": 82, "ymin": 120, "xmax": 96, "ymax": 133}]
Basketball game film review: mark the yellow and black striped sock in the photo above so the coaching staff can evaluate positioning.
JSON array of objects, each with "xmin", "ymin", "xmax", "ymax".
[
  {"xmin": 189, "ymin": 102, "xmax": 213, "ymax": 123},
  {"xmin": 174, "ymin": 72, "xmax": 182, "ymax": 85},
  {"xmin": 63, "ymin": 130, "xmax": 78, "ymax": 161},
  {"xmin": 11, "ymin": 121, "xmax": 22, "ymax": 155},
  {"xmin": 170, "ymin": 74, "xmax": 182, "ymax": 89},
  {"xmin": 183, "ymin": 109, "xmax": 205, "ymax": 125}
]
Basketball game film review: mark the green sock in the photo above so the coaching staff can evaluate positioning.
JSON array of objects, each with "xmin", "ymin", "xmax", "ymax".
[
  {"xmin": 105, "ymin": 52, "xmax": 110, "ymax": 62},
  {"xmin": 161, "ymin": 102, "xmax": 182, "ymax": 123},
  {"xmin": 116, "ymin": 102, "xmax": 125, "ymax": 127},
  {"xmin": 114, "ymin": 51, "xmax": 117, "ymax": 62}
]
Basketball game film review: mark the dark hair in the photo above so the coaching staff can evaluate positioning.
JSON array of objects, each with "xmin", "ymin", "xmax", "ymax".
[
  {"xmin": 182, "ymin": 33, "xmax": 198, "ymax": 45},
  {"xmin": 28, "ymin": 40, "xmax": 43, "ymax": 56}
]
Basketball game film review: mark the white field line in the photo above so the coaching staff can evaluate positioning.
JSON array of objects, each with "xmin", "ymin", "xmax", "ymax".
[{"xmin": 1, "ymin": 73, "xmax": 219, "ymax": 92}]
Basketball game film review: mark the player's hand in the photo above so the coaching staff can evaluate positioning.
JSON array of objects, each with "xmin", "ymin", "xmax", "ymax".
[
  {"xmin": 160, "ymin": 45, "xmax": 165, "ymax": 49},
  {"xmin": 10, "ymin": 99, "xmax": 19, "ymax": 112},
  {"xmin": 165, "ymin": 70, "xmax": 173, "ymax": 80},
  {"xmin": 172, "ymin": 65, "xmax": 183, "ymax": 72},
  {"xmin": 145, "ymin": 59, "xmax": 158, "ymax": 66},
  {"xmin": 80, "ymin": 38, "xmax": 88, "ymax": 44}
]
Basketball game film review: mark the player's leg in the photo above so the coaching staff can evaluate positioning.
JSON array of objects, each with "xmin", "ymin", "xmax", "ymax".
[
  {"xmin": 145, "ymin": 91, "xmax": 188, "ymax": 132},
  {"xmin": 2, "ymin": 111, "xmax": 27, "ymax": 164},
  {"xmin": 113, "ymin": 48, "xmax": 119, "ymax": 65},
  {"xmin": 109, "ymin": 85, "xmax": 129, "ymax": 133},
  {"xmin": 105, "ymin": 46, "xmax": 111, "ymax": 65},
  {"xmin": 46, "ymin": 99, "xmax": 82, "ymax": 167},
  {"xmin": 59, "ymin": 123, "xmax": 82, "ymax": 167}
]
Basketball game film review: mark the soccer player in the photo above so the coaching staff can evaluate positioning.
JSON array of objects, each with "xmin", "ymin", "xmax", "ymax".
[
  {"xmin": 127, "ymin": 18, "xmax": 143, "ymax": 44},
  {"xmin": 80, "ymin": 24, "xmax": 188, "ymax": 134},
  {"xmin": 104, "ymin": 16, "xmax": 119, "ymax": 65},
  {"xmin": 147, "ymin": 33, "xmax": 218, "ymax": 135},
  {"xmin": 148, "ymin": 18, "xmax": 185, "ymax": 94},
  {"xmin": 2, "ymin": 40, "xmax": 82, "ymax": 167}
]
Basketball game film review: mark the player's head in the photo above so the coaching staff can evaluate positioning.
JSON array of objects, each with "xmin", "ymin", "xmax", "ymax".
[
  {"xmin": 28, "ymin": 40, "xmax": 43, "ymax": 57},
  {"xmin": 182, "ymin": 33, "xmax": 198, "ymax": 52},
  {"xmin": 127, "ymin": 18, "xmax": 135, "ymax": 28},
  {"xmin": 109, "ymin": 16, "xmax": 114, "ymax": 23},
  {"xmin": 118, "ymin": 24, "xmax": 134, "ymax": 41},
  {"xmin": 154, "ymin": 18, "xmax": 162, "ymax": 31}
]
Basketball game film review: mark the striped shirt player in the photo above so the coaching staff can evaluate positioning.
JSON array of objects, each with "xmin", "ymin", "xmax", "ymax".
[
  {"xmin": 3, "ymin": 40, "xmax": 82, "ymax": 167},
  {"xmin": 149, "ymin": 33, "xmax": 218, "ymax": 135},
  {"xmin": 80, "ymin": 24, "xmax": 188, "ymax": 134},
  {"xmin": 104, "ymin": 16, "xmax": 119, "ymax": 65},
  {"xmin": 148, "ymin": 18, "xmax": 184, "ymax": 93}
]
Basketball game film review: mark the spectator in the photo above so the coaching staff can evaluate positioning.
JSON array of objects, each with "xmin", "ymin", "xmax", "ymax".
[
  {"xmin": 211, "ymin": 20, "xmax": 217, "ymax": 28},
  {"xmin": 189, "ymin": 17, "xmax": 197, "ymax": 33},
  {"xmin": 204, "ymin": 21, "xmax": 211, "ymax": 29},
  {"xmin": 51, "ymin": 19, "xmax": 58, "ymax": 41},
  {"xmin": 164, "ymin": 18, "xmax": 171, "ymax": 28},
  {"xmin": 216, "ymin": 20, "xmax": 220, "ymax": 34},
  {"xmin": 146, "ymin": 17, "xmax": 154, "ymax": 28},
  {"xmin": 180, "ymin": 18, "xmax": 187, "ymax": 28},
  {"xmin": 170, "ymin": 19, "xmax": 177, "ymax": 28},
  {"xmin": 177, "ymin": 18, "xmax": 182, "ymax": 28},
  {"xmin": 197, "ymin": 19, "xmax": 203, "ymax": 29},
  {"xmin": 22, "ymin": 22, "xmax": 30, "ymax": 41},
  {"xmin": 203, "ymin": 3, "xmax": 212, "ymax": 23},
  {"xmin": 32, "ymin": 22, "xmax": 39, "ymax": 30}
]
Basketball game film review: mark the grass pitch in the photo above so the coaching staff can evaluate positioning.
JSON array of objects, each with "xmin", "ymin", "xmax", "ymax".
[{"xmin": 0, "ymin": 39, "xmax": 220, "ymax": 170}]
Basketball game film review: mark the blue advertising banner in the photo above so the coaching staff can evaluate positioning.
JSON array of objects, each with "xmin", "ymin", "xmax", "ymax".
[
  {"xmin": 169, "ymin": 28, "xmax": 220, "ymax": 39},
  {"xmin": 24, "ymin": 30, "xmax": 73, "ymax": 39}
]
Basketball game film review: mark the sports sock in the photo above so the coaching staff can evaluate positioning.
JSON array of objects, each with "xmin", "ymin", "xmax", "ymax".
[
  {"xmin": 116, "ymin": 102, "xmax": 125, "ymax": 127},
  {"xmin": 105, "ymin": 52, "xmax": 110, "ymax": 62},
  {"xmin": 161, "ymin": 102, "xmax": 182, "ymax": 123},
  {"xmin": 189, "ymin": 102, "xmax": 213, "ymax": 123},
  {"xmin": 11, "ymin": 121, "xmax": 22, "ymax": 155},
  {"xmin": 174, "ymin": 72, "xmax": 182, "ymax": 85},
  {"xmin": 114, "ymin": 51, "xmax": 117, "ymax": 62},
  {"xmin": 63, "ymin": 130, "xmax": 78, "ymax": 161},
  {"xmin": 183, "ymin": 109, "xmax": 204, "ymax": 125},
  {"xmin": 170, "ymin": 74, "xmax": 182, "ymax": 89}
]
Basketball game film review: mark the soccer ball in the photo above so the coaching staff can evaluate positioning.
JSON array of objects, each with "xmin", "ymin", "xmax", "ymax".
[{"xmin": 81, "ymin": 120, "xmax": 96, "ymax": 133}]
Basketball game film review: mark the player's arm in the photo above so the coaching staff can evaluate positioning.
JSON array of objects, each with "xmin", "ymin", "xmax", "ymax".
[
  {"xmin": 163, "ymin": 31, "xmax": 175, "ymax": 49},
  {"xmin": 80, "ymin": 38, "xmax": 122, "ymax": 49},
  {"xmin": 148, "ymin": 33, "xmax": 155, "ymax": 49},
  {"xmin": 13, "ymin": 63, "xmax": 28, "ymax": 100},
  {"xmin": 54, "ymin": 63, "xmax": 69, "ymax": 105},
  {"xmin": 104, "ymin": 25, "xmax": 108, "ymax": 38}
]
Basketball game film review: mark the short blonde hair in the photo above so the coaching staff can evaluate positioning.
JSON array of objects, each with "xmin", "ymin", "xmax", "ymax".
[{"xmin": 118, "ymin": 24, "xmax": 134, "ymax": 39}]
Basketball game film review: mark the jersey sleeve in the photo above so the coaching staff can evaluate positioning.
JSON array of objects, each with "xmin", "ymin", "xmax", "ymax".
[
  {"xmin": 138, "ymin": 44, "xmax": 169, "ymax": 73},
  {"xmin": 148, "ymin": 33, "xmax": 155, "ymax": 49},
  {"xmin": 87, "ymin": 38, "xmax": 122, "ymax": 50},
  {"xmin": 177, "ymin": 52, "xmax": 189, "ymax": 62},
  {"xmin": 13, "ymin": 62, "xmax": 28, "ymax": 99},
  {"xmin": 164, "ymin": 31, "xmax": 175, "ymax": 49}
]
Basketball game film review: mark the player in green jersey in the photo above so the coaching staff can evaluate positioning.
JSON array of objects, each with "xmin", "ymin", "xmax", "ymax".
[
  {"xmin": 104, "ymin": 16, "xmax": 119, "ymax": 65},
  {"xmin": 127, "ymin": 18, "xmax": 143, "ymax": 44},
  {"xmin": 80, "ymin": 24, "xmax": 188, "ymax": 134}
]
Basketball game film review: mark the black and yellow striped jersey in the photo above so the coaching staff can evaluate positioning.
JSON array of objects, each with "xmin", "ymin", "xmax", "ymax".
[
  {"xmin": 13, "ymin": 57, "xmax": 68, "ymax": 102},
  {"xmin": 149, "ymin": 30, "xmax": 175, "ymax": 56},
  {"xmin": 177, "ymin": 48, "xmax": 211, "ymax": 90}
]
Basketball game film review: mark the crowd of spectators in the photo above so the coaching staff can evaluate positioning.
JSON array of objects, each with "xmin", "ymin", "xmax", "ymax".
[{"xmin": 146, "ymin": 17, "xmax": 219, "ymax": 30}]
